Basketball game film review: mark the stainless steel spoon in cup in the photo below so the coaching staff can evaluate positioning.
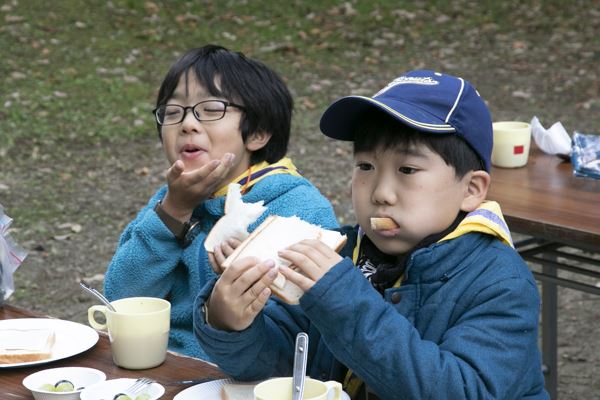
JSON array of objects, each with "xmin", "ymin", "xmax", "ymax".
[
  {"xmin": 79, "ymin": 281, "xmax": 116, "ymax": 312},
  {"xmin": 292, "ymin": 332, "xmax": 309, "ymax": 400}
]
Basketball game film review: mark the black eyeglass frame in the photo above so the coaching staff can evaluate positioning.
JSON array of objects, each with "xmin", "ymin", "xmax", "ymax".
[{"xmin": 152, "ymin": 100, "xmax": 246, "ymax": 126}]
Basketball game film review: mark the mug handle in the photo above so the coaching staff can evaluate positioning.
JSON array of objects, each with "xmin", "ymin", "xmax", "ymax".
[
  {"xmin": 324, "ymin": 381, "xmax": 343, "ymax": 400},
  {"xmin": 87, "ymin": 305, "xmax": 108, "ymax": 331}
]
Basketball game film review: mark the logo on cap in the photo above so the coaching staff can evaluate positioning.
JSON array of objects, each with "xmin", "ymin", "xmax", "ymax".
[{"xmin": 374, "ymin": 76, "xmax": 440, "ymax": 97}]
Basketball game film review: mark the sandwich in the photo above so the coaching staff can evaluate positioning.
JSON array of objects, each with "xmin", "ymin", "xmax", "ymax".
[
  {"xmin": 220, "ymin": 383, "xmax": 256, "ymax": 400},
  {"xmin": 205, "ymin": 183, "xmax": 346, "ymax": 304},
  {"xmin": 221, "ymin": 215, "xmax": 347, "ymax": 304},
  {"xmin": 0, "ymin": 327, "xmax": 56, "ymax": 364}
]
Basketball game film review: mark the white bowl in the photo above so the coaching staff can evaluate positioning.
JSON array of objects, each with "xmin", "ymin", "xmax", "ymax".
[
  {"xmin": 80, "ymin": 378, "xmax": 165, "ymax": 400},
  {"xmin": 23, "ymin": 367, "xmax": 107, "ymax": 400}
]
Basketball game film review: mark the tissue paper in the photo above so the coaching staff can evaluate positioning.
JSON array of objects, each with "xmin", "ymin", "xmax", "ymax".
[{"xmin": 531, "ymin": 116, "xmax": 572, "ymax": 157}]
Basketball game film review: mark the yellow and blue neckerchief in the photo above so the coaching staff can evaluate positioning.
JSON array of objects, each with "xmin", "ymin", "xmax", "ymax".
[
  {"xmin": 343, "ymin": 200, "xmax": 513, "ymax": 399},
  {"xmin": 212, "ymin": 157, "xmax": 301, "ymax": 198}
]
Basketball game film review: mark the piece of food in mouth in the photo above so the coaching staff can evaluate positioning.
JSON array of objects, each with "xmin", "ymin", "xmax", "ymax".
[{"xmin": 370, "ymin": 217, "xmax": 399, "ymax": 230}]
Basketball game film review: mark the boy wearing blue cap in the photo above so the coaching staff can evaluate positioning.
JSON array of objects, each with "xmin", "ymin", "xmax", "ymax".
[{"xmin": 194, "ymin": 70, "xmax": 548, "ymax": 399}]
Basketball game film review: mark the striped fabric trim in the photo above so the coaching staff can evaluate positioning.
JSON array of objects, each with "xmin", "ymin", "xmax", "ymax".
[
  {"xmin": 466, "ymin": 208, "xmax": 511, "ymax": 240},
  {"xmin": 235, "ymin": 165, "xmax": 288, "ymax": 186},
  {"xmin": 355, "ymin": 97, "xmax": 456, "ymax": 132},
  {"xmin": 445, "ymin": 78, "xmax": 464, "ymax": 123}
]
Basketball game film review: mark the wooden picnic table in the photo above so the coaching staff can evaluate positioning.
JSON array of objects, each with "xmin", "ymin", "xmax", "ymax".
[
  {"xmin": 0, "ymin": 304, "xmax": 227, "ymax": 399},
  {"xmin": 487, "ymin": 143, "xmax": 600, "ymax": 399}
]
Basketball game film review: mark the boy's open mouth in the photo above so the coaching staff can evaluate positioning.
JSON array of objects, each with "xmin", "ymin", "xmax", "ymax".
[{"xmin": 181, "ymin": 144, "xmax": 204, "ymax": 156}]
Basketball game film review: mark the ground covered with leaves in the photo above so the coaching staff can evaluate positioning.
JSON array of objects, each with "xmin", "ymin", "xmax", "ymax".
[{"xmin": 1, "ymin": 0, "xmax": 599, "ymax": 397}]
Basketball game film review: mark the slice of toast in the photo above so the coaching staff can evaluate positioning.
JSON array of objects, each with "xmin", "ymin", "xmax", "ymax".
[
  {"xmin": 220, "ymin": 383, "xmax": 256, "ymax": 400},
  {"xmin": 222, "ymin": 215, "xmax": 347, "ymax": 304},
  {"xmin": 0, "ymin": 328, "xmax": 56, "ymax": 364}
]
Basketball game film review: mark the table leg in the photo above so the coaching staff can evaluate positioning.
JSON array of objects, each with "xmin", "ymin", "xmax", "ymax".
[{"xmin": 541, "ymin": 264, "xmax": 558, "ymax": 399}]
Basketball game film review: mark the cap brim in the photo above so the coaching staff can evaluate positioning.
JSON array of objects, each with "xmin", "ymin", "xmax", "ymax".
[{"xmin": 320, "ymin": 95, "xmax": 456, "ymax": 141}]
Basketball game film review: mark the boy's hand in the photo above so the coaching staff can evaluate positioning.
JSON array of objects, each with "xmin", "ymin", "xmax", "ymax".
[
  {"xmin": 278, "ymin": 239, "xmax": 343, "ymax": 291},
  {"xmin": 208, "ymin": 238, "xmax": 242, "ymax": 274},
  {"xmin": 207, "ymin": 257, "xmax": 278, "ymax": 331},
  {"xmin": 162, "ymin": 153, "xmax": 236, "ymax": 221}
]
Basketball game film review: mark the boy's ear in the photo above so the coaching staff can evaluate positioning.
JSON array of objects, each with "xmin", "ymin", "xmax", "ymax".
[
  {"xmin": 245, "ymin": 131, "xmax": 272, "ymax": 152},
  {"xmin": 460, "ymin": 170, "xmax": 491, "ymax": 212}
]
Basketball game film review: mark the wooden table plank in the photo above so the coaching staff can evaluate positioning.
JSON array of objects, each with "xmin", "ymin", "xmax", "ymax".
[
  {"xmin": 488, "ymin": 145, "xmax": 600, "ymax": 250},
  {"xmin": 0, "ymin": 304, "xmax": 226, "ymax": 399}
]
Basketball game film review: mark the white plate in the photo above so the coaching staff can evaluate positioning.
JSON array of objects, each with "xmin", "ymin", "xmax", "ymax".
[
  {"xmin": 174, "ymin": 378, "xmax": 350, "ymax": 400},
  {"xmin": 81, "ymin": 378, "xmax": 165, "ymax": 400},
  {"xmin": 0, "ymin": 318, "xmax": 99, "ymax": 368}
]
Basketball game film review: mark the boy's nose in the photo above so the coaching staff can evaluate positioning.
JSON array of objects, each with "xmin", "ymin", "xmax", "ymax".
[
  {"xmin": 371, "ymin": 179, "xmax": 397, "ymax": 205},
  {"xmin": 180, "ymin": 110, "xmax": 202, "ymax": 134}
]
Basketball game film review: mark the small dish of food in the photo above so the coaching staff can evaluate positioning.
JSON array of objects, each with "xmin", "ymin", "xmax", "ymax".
[
  {"xmin": 80, "ymin": 378, "xmax": 165, "ymax": 400},
  {"xmin": 22, "ymin": 366, "xmax": 106, "ymax": 400}
]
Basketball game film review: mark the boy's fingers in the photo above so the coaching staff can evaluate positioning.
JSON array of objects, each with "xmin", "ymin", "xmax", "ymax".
[
  {"xmin": 280, "ymin": 265, "xmax": 315, "ymax": 291},
  {"xmin": 210, "ymin": 245, "xmax": 227, "ymax": 273},
  {"xmin": 166, "ymin": 160, "xmax": 185, "ymax": 182},
  {"xmin": 208, "ymin": 252, "xmax": 221, "ymax": 274},
  {"xmin": 220, "ymin": 240, "xmax": 237, "ymax": 258},
  {"xmin": 278, "ymin": 247, "xmax": 321, "ymax": 278},
  {"xmin": 247, "ymin": 287, "xmax": 271, "ymax": 316}
]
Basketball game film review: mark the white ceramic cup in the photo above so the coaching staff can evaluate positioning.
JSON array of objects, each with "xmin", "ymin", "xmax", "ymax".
[
  {"xmin": 491, "ymin": 121, "xmax": 532, "ymax": 168},
  {"xmin": 254, "ymin": 377, "xmax": 342, "ymax": 400},
  {"xmin": 87, "ymin": 297, "xmax": 170, "ymax": 370}
]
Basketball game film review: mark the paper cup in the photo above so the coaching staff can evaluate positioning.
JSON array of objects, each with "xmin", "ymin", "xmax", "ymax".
[{"xmin": 491, "ymin": 121, "xmax": 532, "ymax": 168}]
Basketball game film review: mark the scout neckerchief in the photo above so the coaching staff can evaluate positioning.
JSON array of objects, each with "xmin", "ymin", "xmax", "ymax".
[
  {"xmin": 211, "ymin": 157, "xmax": 301, "ymax": 198},
  {"xmin": 342, "ymin": 201, "xmax": 513, "ymax": 399}
]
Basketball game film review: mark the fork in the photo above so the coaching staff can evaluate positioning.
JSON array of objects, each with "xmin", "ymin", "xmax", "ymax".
[{"xmin": 113, "ymin": 377, "xmax": 155, "ymax": 399}]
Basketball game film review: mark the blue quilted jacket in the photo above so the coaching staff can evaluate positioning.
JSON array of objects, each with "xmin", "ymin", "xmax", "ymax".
[{"xmin": 194, "ymin": 230, "xmax": 548, "ymax": 399}]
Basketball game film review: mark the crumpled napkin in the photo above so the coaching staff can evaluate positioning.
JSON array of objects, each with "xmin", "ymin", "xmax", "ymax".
[
  {"xmin": 1, "ymin": 204, "xmax": 28, "ymax": 305},
  {"xmin": 571, "ymin": 132, "xmax": 600, "ymax": 179},
  {"xmin": 531, "ymin": 116, "xmax": 572, "ymax": 157}
]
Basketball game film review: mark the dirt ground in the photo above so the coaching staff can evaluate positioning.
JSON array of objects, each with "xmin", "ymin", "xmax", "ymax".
[{"xmin": 1, "ymin": 2, "xmax": 599, "ymax": 398}]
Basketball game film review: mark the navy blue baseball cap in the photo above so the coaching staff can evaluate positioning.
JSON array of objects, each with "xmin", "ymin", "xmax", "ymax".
[{"xmin": 320, "ymin": 70, "xmax": 493, "ymax": 171}]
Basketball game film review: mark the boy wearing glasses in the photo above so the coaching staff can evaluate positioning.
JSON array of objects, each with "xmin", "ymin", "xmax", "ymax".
[
  {"xmin": 104, "ymin": 45, "xmax": 337, "ymax": 360},
  {"xmin": 194, "ymin": 70, "xmax": 547, "ymax": 399}
]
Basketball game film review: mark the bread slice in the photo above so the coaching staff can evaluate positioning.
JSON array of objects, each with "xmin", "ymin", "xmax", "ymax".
[
  {"xmin": 204, "ymin": 183, "xmax": 267, "ymax": 252},
  {"xmin": 220, "ymin": 383, "xmax": 256, "ymax": 400},
  {"xmin": 222, "ymin": 215, "xmax": 347, "ymax": 304},
  {"xmin": 0, "ymin": 328, "xmax": 56, "ymax": 364}
]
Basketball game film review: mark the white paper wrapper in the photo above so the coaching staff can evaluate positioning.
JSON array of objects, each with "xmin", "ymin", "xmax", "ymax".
[{"xmin": 531, "ymin": 116, "xmax": 572, "ymax": 156}]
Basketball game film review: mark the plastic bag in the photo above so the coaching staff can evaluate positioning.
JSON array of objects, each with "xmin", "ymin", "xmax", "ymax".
[{"xmin": 0, "ymin": 203, "xmax": 28, "ymax": 306}]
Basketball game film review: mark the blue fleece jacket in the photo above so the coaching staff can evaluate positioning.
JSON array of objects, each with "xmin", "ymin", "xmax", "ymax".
[
  {"xmin": 104, "ymin": 173, "xmax": 338, "ymax": 360},
  {"xmin": 194, "ymin": 229, "xmax": 548, "ymax": 399}
]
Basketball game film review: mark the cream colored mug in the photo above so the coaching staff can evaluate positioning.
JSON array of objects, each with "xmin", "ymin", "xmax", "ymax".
[
  {"xmin": 491, "ymin": 121, "xmax": 532, "ymax": 168},
  {"xmin": 254, "ymin": 377, "xmax": 343, "ymax": 400},
  {"xmin": 88, "ymin": 297, "xmax": 170, "ymax": 369}
]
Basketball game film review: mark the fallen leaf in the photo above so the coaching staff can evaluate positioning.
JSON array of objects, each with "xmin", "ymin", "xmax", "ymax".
[
  {"xmin": 135, "ymin": 166, "xmax": 150, "ymax": 176},
  {"xmin": 512, "ymin": 90, "xmax": 532, "ymax": 99},
  {"xmin": 53, "ymin": 234, "xmax": 71, "ymax": 241}
]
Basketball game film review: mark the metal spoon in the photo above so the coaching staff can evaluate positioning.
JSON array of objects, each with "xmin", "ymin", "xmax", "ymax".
[
  {"xmin": 79, "ymin": 281, "xmax": 116, "ymax": 312},
  {"xmin": 292, "ymin": 332, "xmax": 308, "ymax": 400}
]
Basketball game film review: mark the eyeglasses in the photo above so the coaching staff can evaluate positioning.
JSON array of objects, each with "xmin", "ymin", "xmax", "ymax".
[{"xmin": 153, "ymin": 100, "xmax": 245, "ymax": 126}]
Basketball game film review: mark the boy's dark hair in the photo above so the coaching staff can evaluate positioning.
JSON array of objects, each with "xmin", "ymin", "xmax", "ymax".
[
  {"xmin": 155, "ymin": 44, "xmax": 292, "ymax": 164},
  {"xmin": 353, "ymin": 109, "xmax": 483, "ymax": 178}
]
